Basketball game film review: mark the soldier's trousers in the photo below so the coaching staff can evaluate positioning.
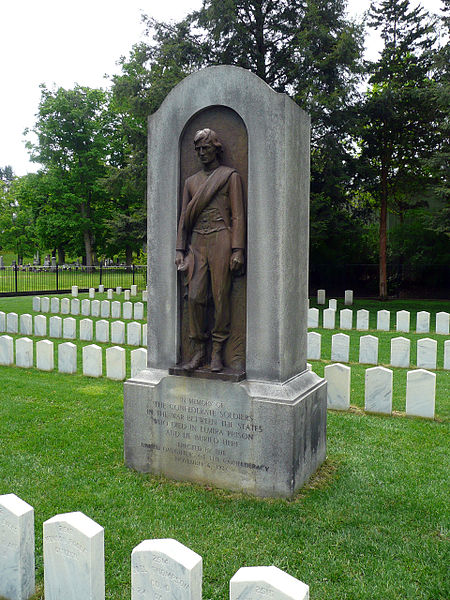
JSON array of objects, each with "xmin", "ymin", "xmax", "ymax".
[{"xmin": 188, "ymin": 229, "xmax": 231, "ymax": 345}]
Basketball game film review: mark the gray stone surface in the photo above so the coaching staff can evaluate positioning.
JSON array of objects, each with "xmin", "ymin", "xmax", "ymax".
[
  {"xmin": 58, "ymin": 342, "xmax": 77, "ymax": 374},
  {"xmin": 96, "ymin": 320, "xmax": 109, "ymax": 343},
  {"xmin": 364, "ymin": 366, "xmax": 392, "ymax": 414},
  {"xmin": 131, "ymin": 348, "xmax": 147, "ymax": 378},
  {"xmin": 339, "ymin": 308, "xmax": 353, "ymax": 330},
  {"xmin": 43, "ymin": 511, "xmax": 104, "ymax": 600},
  {"xmin": 356, "ymin": 309, "xmax": 369, "ymax": 330},
  {"xmin": 61, "ymin": 298, "xmax": 70, "ymax": 314},
  {"xmin": 416, "ymin": 338, "xmax": 437, "ymax": 370},
  {"xmin": 396, "ymin": 310, "xmax": 410, "ymax": 332},
  {"xmin": 0, "ymin": 493, "xmax": 35, "ymax": 600},
  {"xmin": 328, "ymin": 298, "xmax": 337, "ymax": 310},
  {"xmin": 36, "ymin": 340, "xmax": 54, "ymax": 371},
  {"xmin": 0, "ymin": 334, "xmax": 14, "ymax": 365},
  {"xmin": 80, "ymin": 318, "xmax": 93, "ymax": 341},
  {"xmin": 390, "ymin": 337, "xmax": 410, "ymax": 368},
  {"xmin": 127, "ymin": 322, "xmax": 141, "ymax": 346},
  {"xmin": 317, "ymin": 289, "xmax": 325, "ymax": 304},
  {"xmin": 83, "ymin": 345, "xmax": 102, "ymax": 377},
  {"xmin": 324, "ymin": 363, "xmax": 350, "ymax": 410},
  {"xmin": 376, "ymin": 310, "xmax": 390, "ymax": 331},
  {"xmin": 16, "ymin": 337, "xmax": 34, "ymax": 369},
  {"xmin": 19, "ymin": 314, "xmax": 33, "ymax": 336},
  {"xmin": 331, "ymin": 333, "xmax": 349, "ymax": 362},
  {"xmin": 416, "ymin": 311, "xmax": 430, "ymax": 333},
  {"xmin": 344, "ymin": 290, "xmax": 353, "ymax": 305},
  {"xmin": 106, "ymin": 346, "xmax": 126, "ymax": 380},
  {"xmin": 124, "ymin": 369, "xmax": 326, "ymax": 498},
  {"xmin": 436, "ymin": 311, "xmax": 449, "ymax": 335},
  {"xmin": 63, "ymin": 317, "xmax": 76, "ymax": 340},
  {"xmin": 111, "ymin": 321, "xmax": 125, "ymax": 345},
  {"xmin": 307, "ymin": 331, "xmax": 321, "ymax": 360},
  {"xmin": 49, "ymin": 316, "xmax": 62, "ymax": 339},
  {"xmin": 131, "ymin": 538, "xmax": 202, "ymax": 600},
  {"xmin": 307, "ymin": 308, "xmax": 319, "ymax": 328},
  {"xmin": 34, "ymin": 314, "xmax": 47, "ymax": 337},
  {"xmin": 7, "ymin": 312, "xmax": 18, "ymax": 334},
  {"xmin": 406, "ymin": 369, "xmax": 435, "ymax": 418},
  {"xmin": 230, "ymin": 566, "xmax": 309, "ymax": 600},
  {"xmin": 323, "ymin": 308, "xmax": 336, "ymax": 329},
  {"xmin": 359, "ymin": 335, "xmax": 378, "ymax": 365}
]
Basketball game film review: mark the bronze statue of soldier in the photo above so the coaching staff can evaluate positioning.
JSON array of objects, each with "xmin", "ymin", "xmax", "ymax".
[{"xmin": 175, "ymin": 128, "xmax": 245, "ymax": 372}]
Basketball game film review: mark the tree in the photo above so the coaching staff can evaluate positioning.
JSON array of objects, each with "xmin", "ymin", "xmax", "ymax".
[
  {"xmin": 359, "ymin": 0, "xmax": 442, "ymax": 298},
  {"xmin": 25, "ymin": 85, "xmax": 113, "ymax": 265}
]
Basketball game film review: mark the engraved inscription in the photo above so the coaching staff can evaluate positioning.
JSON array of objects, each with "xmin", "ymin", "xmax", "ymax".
[{"xmin": 45, "ymin": 523, "xmax": 88, "ymax": 561}]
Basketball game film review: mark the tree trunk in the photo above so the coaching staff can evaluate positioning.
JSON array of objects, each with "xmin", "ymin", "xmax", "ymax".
[
  {"xmin": 57, "ymin": 247, "xmax": 66, "ymax": 265},
  {"xmin": 125, "ymin": 246, "xmax": 133, "ymax": 266},
  {"xmin": 80, "ymin": 198, "xmax": 94, "ymax": 266},
  {"xmin": 379, "ymin": 164, "xmax": 388, "ymax": 300}
]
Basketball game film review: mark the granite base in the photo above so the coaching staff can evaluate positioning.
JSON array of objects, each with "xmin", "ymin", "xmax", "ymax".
[{"xmin": 124, "ymin": 369, "xmax": 327, "ymax": 498}]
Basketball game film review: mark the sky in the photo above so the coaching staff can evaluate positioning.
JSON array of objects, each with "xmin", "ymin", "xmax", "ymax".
[{"xmin": 1, "ymin": 0, "xmax": 444, "ymax": 176}]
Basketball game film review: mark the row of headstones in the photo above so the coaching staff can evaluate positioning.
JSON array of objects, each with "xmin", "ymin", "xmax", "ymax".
[
  {"xmin": 70, "ymin": 284, "xmax": 139, "ymax": 297},
  {"xmin": 32, "ymin": 296, "xmax": 146, "ymax": 319},
  {"xmin": 308, "ymin": 306, "xmax": 449, "ymax": 334},
  {"xmin": 316, "ymin": 289, "xmax": 354, "ymax": 305},
  {"xmin": 325, "ymin": 364, "xmax": 436, "ymax": 418},
  {"xmin": 307, "ymin": 332, "xmax": 450, "ymax": 370},
  {"xmin": 0, "ymin": 335, "xmax": 147, "ymax": 380},
  {"xmin": 0, "ymin": 314, "xmax": 146, "ymax": 346},
  {"xmin": 0, "ymin": 493, "xmax": 309, "ymax": 600}
]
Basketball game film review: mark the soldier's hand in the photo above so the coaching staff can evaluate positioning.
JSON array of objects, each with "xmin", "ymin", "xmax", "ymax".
[
  {"xmin": 230, "ymin": 249, "xmax": 244, "ymax": 272},
  {"xmin": 175, "ymin": 251, "xmax": 187, "ymax": 271}
]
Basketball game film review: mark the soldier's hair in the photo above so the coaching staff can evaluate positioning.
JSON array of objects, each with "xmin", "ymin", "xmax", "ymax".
[{"xmin": 194, "ymin": 128, "xmax": 222, "ymax": 153}]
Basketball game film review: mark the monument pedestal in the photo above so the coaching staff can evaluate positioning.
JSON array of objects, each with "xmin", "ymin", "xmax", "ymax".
[{"xmin": 124, "ymin": 369, "xmax": 326, "ymax": 498}]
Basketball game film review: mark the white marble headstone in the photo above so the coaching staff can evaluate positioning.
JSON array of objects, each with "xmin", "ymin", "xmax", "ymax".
[
  {"xmin": 127, "ymin": 322, "xmax": 141, "ymax": 346},
  {"xmin": 376, "ymin": 310, "xmax": 390, "ymax": 331},
  {"xmin": 89, "ymin": 288, "xmax": 95, "ymax": 299},
  {"xmin": 131, "ymin": 538, "xmax": 202, "ymax": 600},
  {"xmin": 111, "ymin": 301, "xmax": 121, "ymax": 319},
  {"xmin": 36, "ymin": 340, "xmax": 54, "ymax": 371},
  {"xmin": 91, "ymin": 299, "xmax": 100, "ymax": 317},
  {"xmin": 16, "ymin": 337, "xmax": 34, "ymax": 369},
  {"xmin": 101, "ymin": 300, "xmax": 110, "ymax": 318},
  {"xmin": 359, "ymin": 335, "xmax": 378, "ymax": 365},
  {"xmin": 323, "ymin": 308, "xmax": 335, "ymax": 329},
  {"xmin": 142, "ymin": 290, "xmax": 148, "ymax": 302},
  {"xmin": 416, "ymin": 311, "xmax": 430, "ymax": 333},
  {"xmin": 416, "ymin": 338, "xmax": 437, "ymax": 370},
  {"xmin": 396, "ymin": 310, "xmax": 410, "ymax": 333},
  {"xmin": 344, "ymin": 290, "xmax": 353, "ymax": 305},
  {"xmin": 71, "ymin": 298, "xmax": 80, "ymax": 316},
  {"xmin": 356, "ymin": 309, "xmax": 369, "ymax": 330},
  {"xmin": 390, "ymin": 337, "xmax": 410, "ymax": 368},
  {"xmin": 63, "ymin": 317, "xmax": 77, "ymax": 340},
  {"xmin": 405, "ymin": 369, "xmax": 435, "ymax": 418},
  {"xmin": 106, "ymin": 346, "xmax": 126, "ymax": 380},
  {"xmin": 116, "ymin": 286, "xmax": 122, "ymax": 295},
  {"xmin": 0, "ymin": 493, "xmax": 35, "ymax": 600},
  {"xmin": 364, "ymin": 366, "xmax": 392, "ymax": 414},
  {"xmin": 34, "ymin": 314, "xmax": 47, "ymax": 337},
  {"xmin": 142, "ymin": 323, "xmax": 147, "ymax": 343},
  {"xmin": 41, "ymin": 297, "xmax": 50, "ymax": 313},
  {"xmin": 81, "ymin": 299, "xmax": 91, "ymax": 316},
  {"xmin": 83, "ymin": 344, "xmax": 103, "ymax": 377},
  {"xmin": 230, "ymin": 566, "xmax": 309, "ymax": 600},
  {"xmin": 32, "ymin": 296, "xmax": 41, "ymax": 312},
  {"xmin": 98, "ymin": 284, "xmax": 104, "ymax": 293},
  {"xmin": 107, "ymin": 289, "xmax": 113, "ymax": 300},
  {"xmin": 0, "ymin": 311, "xmax": 5, "ymax": 333},
  {"xmin": 80, "ymin": 318, "xmax": 93, "ymax": 341},
  {"xmin": 307, "ymin": 307, "xmax": 319, "ymax": 328},
  {"xmin": 131, "ymin": 284, "xmax": 137, "ymax": 296},
  {"xmin": 96, "ymin": 320, "xmax": 109, "ymax": 343},
  {"xmin": 124, "ymin": 290, "xmax": 131, "ymax": 301},
  {"xmin": 71, "ymin": 285, "xmax": 78, "ymax": 297},
  {"xmin": 49, "ymin": 316, "xmax": 62, "ymax": 339},
  {"xmin": 0, "ymin": 335, "xmax": 14, "ymax": 366},
  {"xmin": 6, "ymin": 312, "xmax": 18, "ymax": 334},
  {"xmin": 443, "ymin": 340, "xmax": 450, "ymax": 370},
  {"xmin": 436, "ymin": 312, "xmax": 449, "ymax": 335},
  {"xmin": 50, "ymin": 297, "xmax": 60, "ymax": 314},
  {"xmin": 134, "ymin": 302, "xmax": 144, "ymax": 321},
  {"xmin": 328, "ymin": 298, "xmax": 337, "ymax": 310},
  {"xmin": 131, "ymin": 348, "xmax": 147, "ymax": 378},
  {"xmin": 331, "ymin": 333, "xmax": 349, "ymax": 362},
  {"xmin": 307, "ymin": 331, "xmax": 321, "ymax": 360},
  {"xmin": 324, "ymin": 363, "xmax": 350, "ymax": 410},
  {"xmin": 111, "ymin": 321, "xmax": 125, "ymax": 345},
  {"xmin": 317, "ymin": 289, "xmax": 325, "ymax": 304},
  {"xmin": 123, "ymin": 301, "xmax": 133, "ymax": 320},
  {"xmin": 20, "ymin": 314, "xmax": 33, "ymax": 336},
  {"xmin": 43, "ymin": 511, "xmax": 104, "ymax": 600},
  {"xmin": 339, "ymin": 308, "xmax": 353, "ymax": 330},
  {"xmin": 61, "ymin": 298, "xmax": 70, "ymax": 314},
  {"xmin": 58, "ymin": 342, "xmax": 77, "ymax": 374}
]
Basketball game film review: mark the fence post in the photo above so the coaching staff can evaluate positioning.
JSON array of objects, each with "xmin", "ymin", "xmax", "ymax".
[
  {"xmin": 56, "ymin": 265, "xmax": 59, "ymax": 291},
  {"xmin": 14, "ymin": 263, "xmax": 18, "ymax": 293},
  {"xmin": 99, "ymin": 264, "xmax": 102, "ymax": 289},
  {"xmin": 132, "ymin": 264, "xmax": 135, "ymax": 285}
]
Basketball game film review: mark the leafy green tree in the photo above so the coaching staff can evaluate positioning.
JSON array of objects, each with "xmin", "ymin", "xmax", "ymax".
[
  {"xmin": 358, "ymin": 0, "xmax": 443, "ymax": 298},
  {"xmin": 25, "ymin": 85, "xmax": 113, "ymax": 265},
  {"xmin": 0, "ymin": 172, "xmax": 37, "ymax": 260}
]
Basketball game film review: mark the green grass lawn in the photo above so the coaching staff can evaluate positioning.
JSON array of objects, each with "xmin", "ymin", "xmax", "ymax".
[{"xmin": 0, "ymin": 297, "xmax": 449, "ymax": 599}]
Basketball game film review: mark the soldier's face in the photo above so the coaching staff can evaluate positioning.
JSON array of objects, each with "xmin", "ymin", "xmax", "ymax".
[{"xmin": 195, "ymin": 140, "xmax": 217, "ymax": 166}]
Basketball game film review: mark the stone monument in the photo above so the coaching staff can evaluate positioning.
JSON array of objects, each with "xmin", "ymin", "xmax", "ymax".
[{"xmin": 124, "ymin": 65, "xmax": 327, "ymax": 498}]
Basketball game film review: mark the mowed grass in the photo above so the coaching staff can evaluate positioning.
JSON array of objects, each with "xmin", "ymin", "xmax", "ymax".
[{"xmin": 0, "ymin": 297, "xmax": 449, "ymax": 599}]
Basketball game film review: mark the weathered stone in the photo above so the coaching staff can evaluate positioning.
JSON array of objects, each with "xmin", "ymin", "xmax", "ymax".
[
  {"xmin": 230, "ymin": 566, "xmax": 309, "ymax": 600},
  {"xmin": 116, "ymin": 286, "xmax": 122, "ymax": 295},
  {"xmin": 131, "ymin": 284, "xmax": 138, "ymax": 296},
  {"xmin": 36, "ymin": 340, "xmax": 54, "ymax": 371},
  {"xmin": 95, "ymin": 320, "xmax": 109, "ymax": 343},
  {"xmin": 131, "ymin": 539, "xmax": 202, "ymax": 600},
  {"xmin": 101, "ymin": 300, "xmax": 110, "ymax": 318},
  {"xmin": 81, "ymin": 299, "xmax": 91, "ymax": 316},
  {"xmin": 324, "ymin": 363, "xmax": 350, "ymax": 410},
  {"xmin": 416, "ymin": 311, "xmax": 430, "ymax": 333},
  {"xmin": 416, "ymin": 338, "xmax": 437, "ymax": 370},
  {"xmin": 396, "ymin": 310, "xmax": 410, "ymax": 333},
  {"xmin": 317, "ymin": 289, "xmax": 325, "ymax": 304},
  {"xmin": 107, "ymin": 289, "xmax": 113, "ymax": 299},
  {"xmin": 436, "ymin": 312, "xmax": 449, "ymax": 335},
  {"xmin": 390, "ymin": 336, "xmax": 410, "ymax": 368},
  {"xmin": 63, "ymin": 317, "xmax": 76, "ymax": 340},
  {"xmin": 328, "ymin": 298, "xmax": 337, "ymax": 310},
  {"xmin": 58, "ymin": 342, "xmax": 77, "ymax": 374},
  {"xmin": 0, "ymin": 311, "xmax": 5, "ymax": 332},
  {"xmin": 40, "ymin": 297, "xmax": 50, "ymax": 313},
  {"xmin": 50, "ymin": 297, "xmax": 60, "ymax": 314},
  {"xmin": 0, "ymin": 493, "xmax": 35, "ymax": 600},
  {"xmin": 6, "ymin": 312, "xmax": 18, "ymax": 334},
  {"xmin": 307, "ymin": 331, "xmax": 321, "ymax": 360},
  {"xmin": 43, "ymin": 512, "xmax": 104, "ymax": 600},
  {"xmin": 339, "ymin": 308, "xmax": 353, "ymax": 330},
  {"xmin": 71, "ymin": 298, "xmax": 80, "ymax": 316},
  {"xmin": 307, "ymin": 307, "xmax": 319, "ymax": 328},
  {"xmin": 134, "ymin": 302, "xmax": 144, "ymax": 321},
  {"xmin": 80, "ymin": 318, "xmax": 93, "ymax": 341},
  {"xmin": 0, "ymin": 335, "xmax": 14, "ymax": 365},
  {"xmin": 19, "ymin": 314, "xmax": 33, "ymax": 336},
  {"xmin": 111, "ymin": 301, "xmax": 121, "ymax": 319},
  {"xmin": 142, "ymin": 323, "xmax": 147, "ymax": 344},
  {"xmin": 344, "ymin": 290, "xmax": 353, "ymax": 305},
  {"xmin": 323, "ymin": 308, "xmax": 336, "ymax": 329},
  {"xmin": 142, "ymin": 290, "xmax": 148, "ymax": 302},
  {"xmin": 98, "ymin": 284, "xmax": 104, "ymax": 293},
  {"xmin": 124, "ymin": 290, "xmax": 130, "ymax": 301},
  {"xmin": 127, "ymin": 322, "xmax": 141, "ymax": 346},
  {"xmin": 444, "ymin": 340, "xmax": 450, "ymax": 370},
  {"xmin": 406, "ymin": 369, "xmax": 435, "ymax": 418},
  {"xmin": 82, "ymin": 345, "xmax": 103, "ymax": 378},
  {"xmin": 131, "ymin": 348, "xmax": 147, "ymax": 378},
  {"xmin": 364, "ymin": 366, "xmax": 392, "ymax": 414},
  {"xmin": 71, "ymin": 285, "xmax": 78, "ymax": 297},
  {"xmin": 359, "ymin": 335, "xmax": 378, "ymax": 365},
  {"xmin": 89, "ymin": 288, "xmax": 95, "ymax": 298},
  {"xmin": 356, "ymin": 309, "xmax": 369, "ymax": 330},
  {"xmin": 34, "ymin": 315, "xmax": 47, "ymax": 337},
  {"xmin": 16, "ymin": 337, "xmax": 34, "ymax": 369},
  {"xmin": 60, "ymin": 298, "xmax": 70, "ymax": 314},
  {"xmin": 32, "ymin": 296, "xmax": 41, "ymax": 312},
  {"xmin": 49, "ymin": 316, "xmax": 62, "ymax": 339},
  {"xmin": 106, "ymin": 346, "xmax": 126, "ymax": 380},
  {"xmin": 111, "ymin": 321, "xmax": 125, "ymax": 345},
  {"xmin": 91, "ymin": 300, "xmax": 100, "ymax": 317},
  {"xmin": 331, "ymin": 333, "xmax": 349, "ymax": 362},
  {"xmin": 376, "ymin": 310, "xmax": 390, "ymax": 331},
  {"xmin": 123, "ymin": 301, "xmax": 133, "ymax": 320}
]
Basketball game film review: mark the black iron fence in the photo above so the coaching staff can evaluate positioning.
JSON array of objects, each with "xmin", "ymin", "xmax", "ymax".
[{"xmin": 0, "ymin": 265, "xmax": 147, "ymax": 296}]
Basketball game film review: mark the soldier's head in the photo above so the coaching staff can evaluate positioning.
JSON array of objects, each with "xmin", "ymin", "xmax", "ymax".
[{"xmin": 194, "ymin": 128, "xmax": 222, "ymax": 167}]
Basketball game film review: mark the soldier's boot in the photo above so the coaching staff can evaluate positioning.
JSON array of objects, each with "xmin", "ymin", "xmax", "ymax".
[
  {"xmin": 182, "ymin": 343, "xmax": 205, "ymax": 371},
  {"xmin": 210, "ymin": 342, "xmax": 224, "ymax": 372}
]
